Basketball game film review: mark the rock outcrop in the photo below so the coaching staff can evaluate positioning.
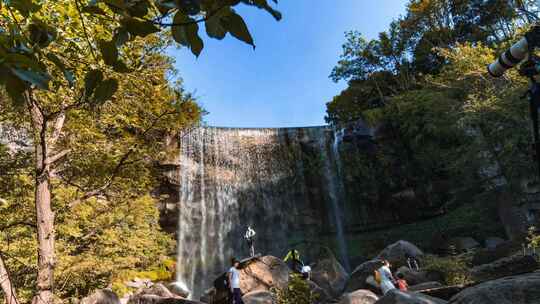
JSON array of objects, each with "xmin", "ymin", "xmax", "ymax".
[
  {"xmin": 81, "ymin": 289, "xmax": 121, "ymax": 304},
  {"xmin": 238, "ymin": 256, "xmax": 290, "ymax": 294},
  {"xmin": 449, "ymin": 271, "xmax": 540, "ymax": 304},
  {"xmin": 167, "ymin": 282, "xmax": 191, "ymax": 298},
  {"xmin": 346, "ymin": 260, "xmax": 382, "ymax": 292},
  {"xmin": 377, "ymin": 241, "xmax": 423, "ymax": 267},
  {"xmin": 375, "ymin": 290, "xmax": 447, "ymax": 304},
  {"xmin": 339, "ymin": 289, "xmax": 379, "ymax": 304},
  {"xmin": 447, "ymin": 237, "xmax": 480, "ymax": 253},
  {"xmin": 470, "ymin": 254, "xmax": 538, "ymax": 282},
  {"xmin": 408, "ymin": 282, "xmax": 443, "ymax": 292},
  {"xmin": 311, "ymin": 255, "xmax": 349, "ymax": 298},
  {"xmin": 242, "ymin": 291, "xmax": 275, "ymax": 304}
]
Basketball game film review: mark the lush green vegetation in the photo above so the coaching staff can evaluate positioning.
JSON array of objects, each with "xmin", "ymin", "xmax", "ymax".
[
  {"xmin": 271, "ymin": 274, "xmax": 319, "ymax": 304},
  {"xmin": 327, "ymin": 0, "xmax": 539, "ymax": 227}
]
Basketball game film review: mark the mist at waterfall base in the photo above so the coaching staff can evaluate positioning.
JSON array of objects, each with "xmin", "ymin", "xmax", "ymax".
[{"xmin": 175, "ymin": 126, "xmax": 363, "ymax": 298}]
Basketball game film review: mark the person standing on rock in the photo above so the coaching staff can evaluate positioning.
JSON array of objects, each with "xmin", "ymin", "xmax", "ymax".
[
  {"xmin": 228, "ymin": 258, "xmax": 245, "ymax": 304},
  {"xmin": 244, "ymin": 226, "xmax": 256, "ymax": 257},
  {"xmin": 378, "ymin": 260, "xmax": 397, "ymax": 295}
]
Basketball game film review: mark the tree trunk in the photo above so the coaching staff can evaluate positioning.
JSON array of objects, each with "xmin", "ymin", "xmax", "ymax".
[
  {"xmin": 29, "ymin": 99, "xmax": 55, "ymax": 304},
  {"xmin": 0, "ymin": 253, "xmax": 20, "ymax": 304}
]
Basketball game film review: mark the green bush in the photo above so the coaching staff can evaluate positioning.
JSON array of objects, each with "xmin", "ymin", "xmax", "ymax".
[
  {"xmin": 271, "ymin": 274, "xmax": 319, "ymax": 304},
  {"xmin": 422, "ymin": 255, "xmax": 473, "ymax": 286}
]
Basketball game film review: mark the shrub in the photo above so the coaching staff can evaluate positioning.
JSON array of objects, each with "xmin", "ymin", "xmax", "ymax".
[
  {"xmin": 422, "ymin": 255, "xmax": 473, "ymax": 285},
  {"xmin": 271, "ymin": 274, "xmax": 319, "ymax": 304}
]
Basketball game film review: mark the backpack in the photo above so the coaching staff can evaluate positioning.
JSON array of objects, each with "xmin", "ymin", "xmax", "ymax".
[{"xmin": 374, "ymin": 270, "xmax": 381, "ymax": 285}]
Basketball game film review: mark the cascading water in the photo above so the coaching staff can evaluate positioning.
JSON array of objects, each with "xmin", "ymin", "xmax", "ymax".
[{"xmin": 175, "ymin": 126, "xmax": 353, "ymax": 298}]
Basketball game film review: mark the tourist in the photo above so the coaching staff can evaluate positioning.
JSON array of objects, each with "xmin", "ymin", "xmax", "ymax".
[
  {"xmin": 301, "ymin": 263, "xmax": 312, "ymax": 280},
  {"xmin": 244, "ymin": 226, "xmax": 256, "ymax": 257},
  {"xmin": 378, "ymin": 260, "xmax": 396, "ymax": 295},
  {"xmin": 284, "ymin": 249, "xmax": 302, "ymax": 273},
  {"xmin": 396, "ymin": 273, "xmax": 408, "ymax": 291},
  {"xmin": 228, "ymin": 258, "xmax": 244, "ymax": 304},
  {"xmin": 406, "ymin": 254, "xmax": 419, "ymax": 271}
]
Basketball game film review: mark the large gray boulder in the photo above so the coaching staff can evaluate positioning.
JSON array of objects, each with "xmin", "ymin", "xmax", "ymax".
[
  {"xmin": 395, "ymin": 267, "xmax": 433, "ymax": 286},
  {"xmin": 238, "ymin": 256, "xmax": 290, "ymax": 294},
  {"xmin": 167, "ymin": 282, "xmax": 190, "ymax": 298},
  {"xmin": 470, "ymin": 254, "xmax": 538, "ymax": 282},
  {"xmin": 408, "ymin": 282, "xmax": 443, "ymax": 292},
  {"xmin": 449, "ymin": 271, "xmax": 540, "ymax": 304},
  {"xmin": 375, "ymin": 290, "xmax": 447, "ymax": 304},
  {"xmin": 339, "ymin": 289, "xmax": 379, "ymax": 304},
  {"xmin": 308, "ymin": 280, "xmax": 332, "ymax": 304},
  {"xmin": 242, "ymin": 291, "xmax": 275, "ymax": 304},
  {"xmin": 311, "ymin": 255, "xmax": 349, "ymax": 298},
  {"xmin": 81, "ymin": 289, "xmax": 120, "ymax": 304},
  {"xmin": 346, "ymin": 260, "xmax": 382, "ymax": 292},
  {"xmin": 448, "ymin": 237, "xmax": 480, "ymax": 253},
  {"xmin": 377, "ymin": 241, "xmax": 423, "ymax": 267}
]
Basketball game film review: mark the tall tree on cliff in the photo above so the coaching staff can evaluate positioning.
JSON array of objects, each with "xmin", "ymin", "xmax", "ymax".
[{"xmin": 0, "ymin": 1, "xmax": 281, "ymax": 303}]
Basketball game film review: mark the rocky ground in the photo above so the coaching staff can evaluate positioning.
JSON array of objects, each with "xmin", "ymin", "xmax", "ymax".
[{"xmin": 81, "ymin": 238, "xmax": 540, "ymax": 304}]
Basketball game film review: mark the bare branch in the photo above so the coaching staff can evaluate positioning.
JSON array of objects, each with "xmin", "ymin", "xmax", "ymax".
[{"xmin": 44, "ymin": 149, "xmax": 71, "ymax": 166}]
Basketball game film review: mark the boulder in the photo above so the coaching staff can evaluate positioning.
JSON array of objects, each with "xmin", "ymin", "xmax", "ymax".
[
  {"xmin": 449, "ymin": 271, "xmax": 540, "ymax": 303},
  {"xmin": 377, "ymin": 241, "xmax": 423, "ymax": 267},
  {"xmin": 140, "ymin": 284, "xmax": 176, "ymax": 298},
  {"xmin": 395, "ymin": 267, "xmax": 431, "ymax": 286},
  {"xmin": 242, "ymin": 290, "xmax": 275, "ymax": 304},
  {"xmin": 408, "ymin": 282, "xmax": 443, "ymax": 292},
  {"xmin": 470, "ymin": 254, "xmax": 538, "ymax": 282},
  {"xmin": 484, "ymin": 237, "xmax": 505, "ymax": 250},
  {"xmin": 127, "ymin": 294, "xmax": 203, "ymax": 304},
  {"xmin": 339, "ymin": 289, "xmax": 379, "ymax": 304},
  {"xmin": 239, "ymin": 256, "xmax": 290, "ymax": 294},
  {"xmin": 448, "ymin": 238, "xmax": 480, "ymax": 253},
  {"xmin": 311, "ymin": 255, "xmax": 349, "ymax": 298},
  {"xmin": 375, "ymin": 290, "xmax": 447, "ymax": 304},
  {"xmin": 81, "ymin": 289, "xmax": 121, "ymax": 304},
  {"xmin": 307, "ymin": 280, "xmax": 332, "ymax": 304},
  {"xmin": 167, "ymin": 282, "xmax": 190, "ymax": 298},
  {"xmin": 346, "ymin": 260, "xmax": 382, "ymax": 292},
  {"xmin": 471, "ymin": 241, "xmax": 516, "ymax": 266},
  {"xmin": 199, "ymin": 288, "xmax": 216, "ymax": 303}
]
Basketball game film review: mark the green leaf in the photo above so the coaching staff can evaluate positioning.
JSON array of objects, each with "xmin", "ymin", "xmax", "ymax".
[
  {"xmin": 3, "ymin": 71, "xmax": 28, "ymax": 105},
  {"xmin": 10, "ymin": 67, "xmax": 50, "ymax": 90},
  {"xmin": 5, "ymin": 0, "xmax": 41, "ymax": 18},
  {"xmin": 126, "ymin": 0, "xmax": 149, "ymax": 17},
  {"xmin": 205, "ymin": 15, "xmax": 227, "ymax": 40},
  {"xmin": 113, "ymin": 60, "xmax": 131, "ymax": 73},
  {"xmin": 221, "ymin": 11, "xmax": 254, "ymax": 47},
  {"xmin": 122, "ymin": 17, "xmax": 159, "ymax": 37},
  {"xmin": 46, "ymin": 53, "xmax": 75, "ymax": 87},
  {"xmin": 93, "ymin": 78, "xmax": 119, "ymax": 104},
  {"xmin": 28, "ymin": 20, "xmax": 56, "ymax": 48},
  {"xmin": 84, "ymin": 69, "xmax": 104, "ymax": 98},
  {"xmin": 97, "ymin": 39, "xmax": 118, "ymax": 66},
  {"xmin": 4, "ymin": 53, "xmax": 41, "ymax": 70},
  {"xmin": 103, "ymin": 0, "xmax": 126, "ymax": 13},
  {"xmin": 171, "ymin": 12, "xmax": 204, "ymax": 56},
  {"xmin": 82, "ymin": 5, "xmax": 107, "ymax": 15},
  {"xmin": 252, "ymin": 0, "xmax": 282, "ymax": 20},
  {"xmin": 113, "ymin": 27, "xmax": 130, "ymax": 47}
]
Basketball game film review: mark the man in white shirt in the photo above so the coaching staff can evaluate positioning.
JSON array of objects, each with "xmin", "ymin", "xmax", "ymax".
[{"xmin": 228, "ymin": 258, "xmax": 244, "ymax": 304}]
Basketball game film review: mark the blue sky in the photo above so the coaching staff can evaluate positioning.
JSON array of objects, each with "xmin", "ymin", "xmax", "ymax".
[{"xmin": 169, "ymin": 0, "xmax": 409, "ymax": 128}]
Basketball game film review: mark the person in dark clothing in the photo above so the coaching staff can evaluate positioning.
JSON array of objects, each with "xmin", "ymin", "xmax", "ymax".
[{"xmin": 228, "ymin": 258, "xmax": 244, "ymax": 304}]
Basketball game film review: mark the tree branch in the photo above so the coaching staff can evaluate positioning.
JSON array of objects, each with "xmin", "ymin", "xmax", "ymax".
[
  {"xmin": 68, "ymin": 110, "xmax": 179, "ymax": 208},
  {"xmin": 44, "ymin": 149, "xmax": 71, "ymax": 166}
]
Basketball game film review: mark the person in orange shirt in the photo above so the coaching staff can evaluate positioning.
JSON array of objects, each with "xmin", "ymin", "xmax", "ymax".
[{"xmin": 396, "ymin": 273, "xmax": 408, "ymax": 291}]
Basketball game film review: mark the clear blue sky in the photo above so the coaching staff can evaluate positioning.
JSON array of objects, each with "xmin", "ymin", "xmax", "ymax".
[{"xmin": 168, "ymin": 0, "xmax": 409, "ymax": 128}]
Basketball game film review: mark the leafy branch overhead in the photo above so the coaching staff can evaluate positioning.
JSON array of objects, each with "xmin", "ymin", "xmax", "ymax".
[{"xmin": 0, "ymin": 0, "xmax": 281, "ymax": 103}]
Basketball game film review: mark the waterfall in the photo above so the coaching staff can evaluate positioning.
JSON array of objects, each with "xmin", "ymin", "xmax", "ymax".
[{"xmin": 175, "ymin": 126, "xmax": 353, "ymax": 298}]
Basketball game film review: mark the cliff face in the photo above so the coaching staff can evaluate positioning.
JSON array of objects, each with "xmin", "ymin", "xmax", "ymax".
[{"xmin": 154, "ymin": 124, "xmax": 461, "ymax": 297}]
